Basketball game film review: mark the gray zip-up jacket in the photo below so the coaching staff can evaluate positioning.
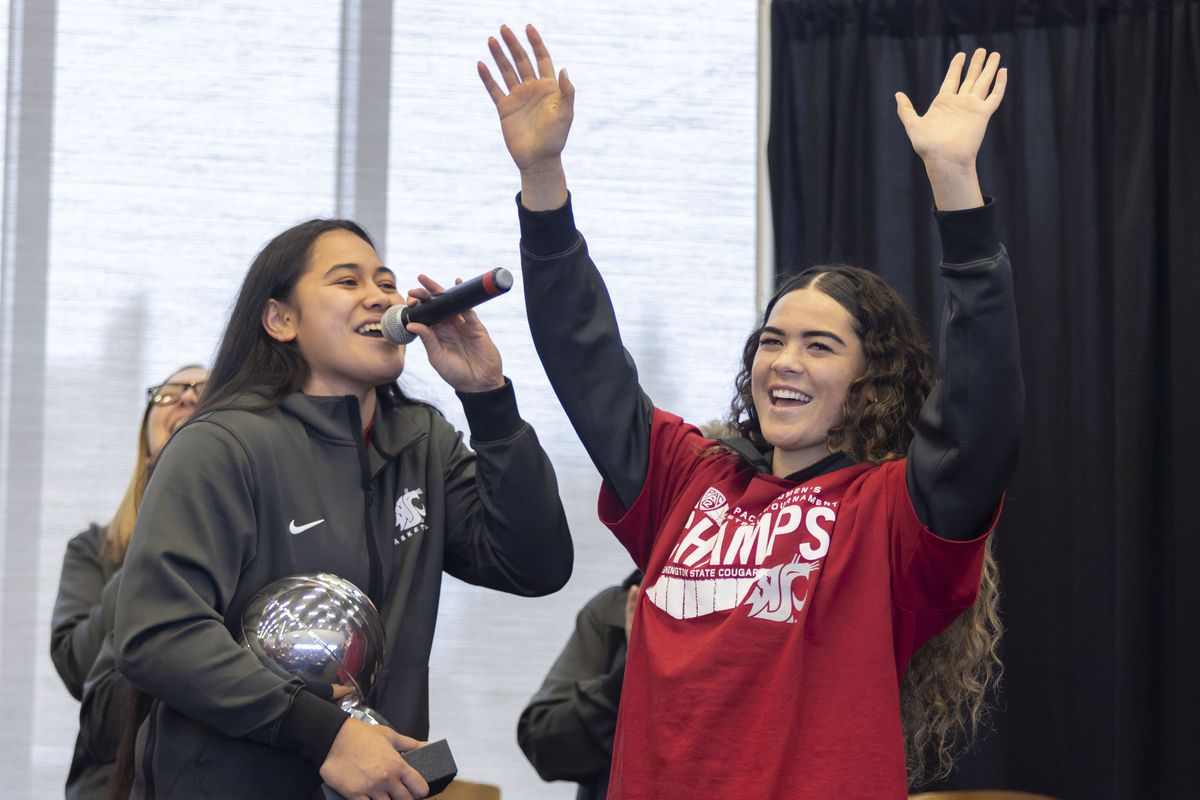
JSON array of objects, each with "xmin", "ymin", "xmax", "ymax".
[
  {"xmin": 115, "ymin": 380, "xmax": 573, "ymax": 799},
  {"xmin": 50, "ymin": 523, "xmax": 125, "ymax": 799}
]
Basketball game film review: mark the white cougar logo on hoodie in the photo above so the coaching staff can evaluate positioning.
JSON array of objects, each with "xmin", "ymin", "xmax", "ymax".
[{"xmin": 394, "ymin": 488, "xmax": 427, "ymax": 543}]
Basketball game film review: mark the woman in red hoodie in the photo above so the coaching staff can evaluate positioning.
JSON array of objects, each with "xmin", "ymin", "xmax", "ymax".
[{"xmin": 474, "ymin": 25, "xmax": 1019, "ymax": 799}]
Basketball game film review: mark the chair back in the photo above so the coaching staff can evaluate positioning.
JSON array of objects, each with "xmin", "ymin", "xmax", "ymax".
[{"xmin": 438, "ymin": 778, "xmax": 501, "ymax": 800}]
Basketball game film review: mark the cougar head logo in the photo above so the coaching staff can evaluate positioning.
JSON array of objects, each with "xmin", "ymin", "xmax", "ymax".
[
  {"xmin": 395, "ymin": 488, "xmax": 426, "ymax": 531},
  {"xmin": 743, "ymin": 557, "xmax": 820, "ymax": 623}
]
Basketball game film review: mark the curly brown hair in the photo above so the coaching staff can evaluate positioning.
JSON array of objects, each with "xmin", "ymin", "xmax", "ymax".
[
  {"xmin": 730, "ymin": 266, "xmax": 934, "ymax": 462},
  {"xmin": 726, "ymin": 265, "xmax": 1002, "ymax": 785}
]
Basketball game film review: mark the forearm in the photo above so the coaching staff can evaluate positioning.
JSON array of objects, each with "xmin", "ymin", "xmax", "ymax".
[
  {"xmin": 115, "ymin": 594, "xmax": 347, "ymax": 761},
  {"xmin": 50, "ymin": 539, "xmax": 116, "ymax": 699},
  {"xmin": 51, "ymin": 602, "xmax": 109, "ymax": 699},
  {"xmin": 444, "ymin": 385, "xmax": 572, "ymax": 595},
  {"xmin": 519, "ymin": 197, "xmax": 654, "ymax": 508},
  {"xmin": 518, "ymin": 673, "xmax": 622, "ymax": 782},
  {"xmin": 115, "ymin": 584, "xmax": 294, "ymax": 740},
  {"xmin": 517, "ymin": 613, "xmax": 624, "ymax": 781},
  {"xmin": 907, "ymin": 200, "xmax": 1024, "ymax": 539}
]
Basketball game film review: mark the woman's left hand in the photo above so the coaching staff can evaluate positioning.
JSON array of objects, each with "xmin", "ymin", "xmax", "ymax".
[
  {"xmin": 405, "ymin": 275, "xmax": 505, "ymax": 393},
  {"xmin": 896, "ymin": 49, "xmax": 1007, "ymax": 210}
]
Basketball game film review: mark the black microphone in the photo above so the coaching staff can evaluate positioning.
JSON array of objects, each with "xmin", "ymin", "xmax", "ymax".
[{"xmin": 381, "ymin": 268, "xmax": 513, "ymax": 345}]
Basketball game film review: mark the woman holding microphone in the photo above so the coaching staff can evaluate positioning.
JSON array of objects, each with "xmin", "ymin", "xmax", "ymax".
[{"xmin": 114, "ymin": 218, "xmax": 573, "ymax": 799}]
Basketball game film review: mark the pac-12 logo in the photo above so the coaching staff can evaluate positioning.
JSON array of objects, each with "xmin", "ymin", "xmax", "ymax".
[
  {"xmin": 394, "ymin": 487, "xmax": 427, "ymax": 544},
  {"xmin": 698, "ymin": 486, "xmax": 727, "ymax": 512}
]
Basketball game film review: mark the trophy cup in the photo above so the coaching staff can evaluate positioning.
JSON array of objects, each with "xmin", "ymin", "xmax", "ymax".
[{"xmin": 240, "ymin": 573, "xmax": 457, "ymax": 798}]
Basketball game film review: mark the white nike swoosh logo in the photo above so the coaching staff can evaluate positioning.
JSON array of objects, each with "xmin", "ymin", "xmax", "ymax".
[{"xmin": 289, "ymin": 519, "xmax": 325, "ymax": 535}]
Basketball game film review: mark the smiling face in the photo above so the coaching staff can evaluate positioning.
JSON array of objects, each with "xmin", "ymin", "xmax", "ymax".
[
  {"xmin": 750, "ymin": 286, "xmax": 866, "ymax": 476},
  {"xmin": 263, "ymin": 229, "xmax": 406, "ymax": 403},
  {"xmin": 145, "ymin": 365, "xmax": 209, "ymax": 457}
]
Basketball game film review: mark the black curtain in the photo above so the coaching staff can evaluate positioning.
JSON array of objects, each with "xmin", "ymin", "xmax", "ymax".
[{"xmin": 768, "ymin": 2, "xmax": 1199, "ymax": 798}]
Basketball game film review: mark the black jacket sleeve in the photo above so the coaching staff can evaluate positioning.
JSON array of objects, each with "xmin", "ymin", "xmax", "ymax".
[
  {"xmin": 441, "ymin": 379, "xmax": 574, "ymax": 596},
  {"xmin": 517, "ymin": 194, "xmax": 1022, "ymax": 542},
  {"xmin": 50, "ymin": 525, "xmax": 119, "ymax": 700},
  {"xmin": 518, "ymin": 196, "xmax": 654, "ymax": 511},
  {"xmin": 906, "ymin": 201, "xmax": 1024, "ymax": 540},
  {"xmin": 517, "ymin": 586, "xmax": 627, "ymax": 782}
]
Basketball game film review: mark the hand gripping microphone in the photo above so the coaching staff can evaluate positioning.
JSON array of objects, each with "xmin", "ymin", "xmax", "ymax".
[{"xmin": 381, "ymin": 268, "xmax": 514, "ymax": 345}]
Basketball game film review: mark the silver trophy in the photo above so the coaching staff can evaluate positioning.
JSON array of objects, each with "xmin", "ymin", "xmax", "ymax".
[
  {"xmin": 240, "ymin": 573, "xmax": 457, "ymax": 798},
  {"xmin": 241, "ymin": 572, "xmax": 388, "ymax": 725}
]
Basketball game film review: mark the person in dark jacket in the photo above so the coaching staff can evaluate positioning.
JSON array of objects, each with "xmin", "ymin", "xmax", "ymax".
[
  {"xmin": 517, "ymin": 569, "xmax": 641, "ymax": 800},
  {"xmin": 113, "ymin": 219, "xmax": 573, "ymax": 799},
  {"xmin": 478, "ymin": 27, "xmax": 1020, "ymax": 798},
  {"xmin": 50, "ymin": 365, "xmax": 207, "ymax": 799}
]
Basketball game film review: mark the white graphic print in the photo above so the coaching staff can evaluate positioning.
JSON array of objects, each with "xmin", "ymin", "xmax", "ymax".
[
  {"xmin": 646, "ymin": 483, "xmax": 836, "ymax": 623},
  {"xmin": 743, "ymin": 557, "xmax": 820, "ymax": 623},
  {"xmin": 394, "ymin": 488, "xmax": 428, "ymax": 544}
]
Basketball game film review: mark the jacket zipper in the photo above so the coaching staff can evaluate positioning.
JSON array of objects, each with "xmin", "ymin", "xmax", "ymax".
[{"xmin": 348, "ymin": 398, "xmax": 383, "ymax": 606}]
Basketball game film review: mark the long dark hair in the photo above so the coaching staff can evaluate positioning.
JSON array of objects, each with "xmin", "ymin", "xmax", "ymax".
[
  {"xmin": 105, "ymin": 220, "xmax": 413, "ymax": 799},
  {"xmin": 729, "ymin": 265, "xmax": 934, "ymax": 463},
  {"xmin": 194, "ymin": 218, "xmax": 412, "ymax": 417},
  {"xmin": 726, "ymin": 265, "xmax": 1002, "ymax": 784}
]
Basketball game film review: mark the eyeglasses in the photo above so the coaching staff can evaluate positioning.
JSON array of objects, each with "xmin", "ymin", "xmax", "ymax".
[{"xmin": 146, "ymin": 380, "xmax": 206, "ymax": 406}]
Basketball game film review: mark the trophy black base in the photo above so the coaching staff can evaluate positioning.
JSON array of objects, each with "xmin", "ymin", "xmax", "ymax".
[{"xmin": 319, "ymin": 739, "xmax": 458, "ymax": 799}]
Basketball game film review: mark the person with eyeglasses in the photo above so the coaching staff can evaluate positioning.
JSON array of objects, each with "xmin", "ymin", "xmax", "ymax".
[{"xmin": 49, "ymin": 364, "xmax": 208, "ymax": 800}]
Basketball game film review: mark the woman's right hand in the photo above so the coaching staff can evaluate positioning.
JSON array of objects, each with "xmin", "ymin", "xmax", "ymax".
[
  {"xmin": 479, "ymin": 24, "xmax": 573, "ymax": 210},
  {"xmin": 319, "ymin": 718, "xmax": 429, "ymax": 799}
]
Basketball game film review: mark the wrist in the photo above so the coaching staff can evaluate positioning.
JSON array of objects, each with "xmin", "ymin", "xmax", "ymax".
[
  {"xmin": 922, "ymin": 156, "xmax": 977, "ymax": 182},
  {"xmin": 458, "ymin": 377, "xmax": 506, "ymax": 394},
  {"xmin": 923, "ymin": 159, "xmax": 984, "ymax": 212},
  {"xmin": 519, "ymin": 158, "xmax": 568, "ymax": 211},
  {"xmin": 518, "ymin": 155, "xmax": 563, "ymax": 179},
  {"xmin": 457, "ymin": 378, "xmax": 522, "ymax": 441}
]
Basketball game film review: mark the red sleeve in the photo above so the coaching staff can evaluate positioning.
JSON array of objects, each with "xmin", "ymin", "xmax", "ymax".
[
  {"xmin": 597, "ymin": 409, "xmax": 713, "ymax": 570},
  {"xmin": 882, "ymin": 459, "xmax": 995, "ymax": 620}
]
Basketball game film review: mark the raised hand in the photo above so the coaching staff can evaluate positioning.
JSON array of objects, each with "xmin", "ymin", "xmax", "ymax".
[
  {"xmin": 478, "ymin": 24, "xmax": 572, "ymax": 210},
  {"xmin": 895, "ymin": 49, "xmax": 1007, "ymax": 210},
  {"xmin": 404, "ymin": 275, "xmax": 505, "ymax": 394}
]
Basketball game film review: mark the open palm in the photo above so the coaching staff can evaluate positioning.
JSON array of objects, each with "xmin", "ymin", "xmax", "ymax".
[
  {"xmin": 896, "ymin": 50, "xmax": 1007, "ymax": 169},
  {"xmin": 479, "ymin": 25, "xmax": 574, "ymax": 170}
]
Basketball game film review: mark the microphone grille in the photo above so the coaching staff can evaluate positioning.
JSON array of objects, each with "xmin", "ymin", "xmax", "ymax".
[
  {"xmin": 491, "ymin": 267, "xmax": 514, "ymax": 293},
  {"xmin": 381, "ymin": 305, "xmax": 416, "ymax": 345}
]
